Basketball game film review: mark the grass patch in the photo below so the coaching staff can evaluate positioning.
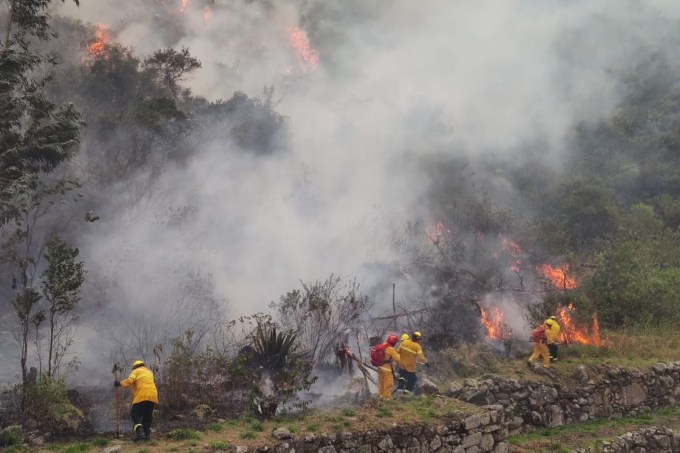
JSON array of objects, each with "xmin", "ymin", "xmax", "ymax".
[
  {"xmin": 376, "ymin": 407, "xmax": 393, "ymax": 418},
  {"xmin": 306, "ymin": 423, "xmax": 320, "ymax": 432},
  {"xmin": 167, "ymin": 428, "xmax": 201, "ymax": 440},
  {"xmin": 239, "ymin": 431, "xmax": 257, "ymax": 440},
  {"xmin": 62, "ymin": 444, "xmax": 89, "ymax": 453},
  {"xmin": 136, "ymin": 449, "xmax": 151, "ymax": 453},
  {"xmin": 209, "ymin": 440, "xmax": 230, "ymax": 450},
  {"xmin": 91, "ymin": 436, "xmax": 107, "ymax": 447},
  {"xmin": 342, "ymin": 407, "xmax": 356, "ymax": 417},
  {"xmin": 207, "ymin": 422, "xmax": 224, "ymax": 432},
  {"xmin": 250, "ymin": 420, "xmax": 265, "ymax": 432},
  {"xmin": 287, "ymin": 426, "xmax": 298, "ymax": 433}
]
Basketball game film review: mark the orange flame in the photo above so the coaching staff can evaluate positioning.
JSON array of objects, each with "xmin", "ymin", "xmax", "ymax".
[
  {"xmin": 425, "ymin": 221, "xmax": 451, "ymax": 244},
  {"xmin": 179, "ymin": 0, "xmax": 190, "ymax": 12},
  {"xmin": 480, "ymin": 307, "xmax": 512, "ymax": 341},
  {"xmin": 501, "ymin": 237, "xmax": 523, "ymax": 273},
  {"xmin": 88, "ymin": 24, "xmax": 111, "ymax": 57},
  {"xmin": 202, "ymin": 5, "xmax": 212, "ymax": 22},
  {"xmin": 287, "ymin": 27, "xmax": 319, "ymax": 72},
  {"xmin": 538, "ymin": 263, "xmax": 577, "ymax": 289},
  {"xmin": 557, "ymin": 304, "xmax": 605, "ymax": 347}
]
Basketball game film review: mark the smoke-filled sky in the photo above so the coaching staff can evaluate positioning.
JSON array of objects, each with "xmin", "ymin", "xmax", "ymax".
[{"xmin": 16, "ymin": 0, "xmax": 678, "ymax": 379}]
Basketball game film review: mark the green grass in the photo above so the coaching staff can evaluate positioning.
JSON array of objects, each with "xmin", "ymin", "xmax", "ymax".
[
  {"xmin": 167, "ymin": 428, "xmax": 201, "ymax": 440},
  {"xmin": 342, "ymin": 407, "xmax": 356, "ymax": 417},
  {"xmin": 239, "ymin": 431, "xmax": 257, "ymax": 440},
  {"xmin": 508, "ymin": 406, "xmax": 680, "ymax": 451},
  {"xmin": 91, "ymin": 436, "xmax": 107, "ymax": 447},
  {"xmin": 61, "ymin": 443, "xmax": 89, "ymax": 453},
  {"xmin": 209, "ymin": 440, "xmax": 230, "ymax": 450},
  {"xmin": 136, "ymin": 449, "xmax": 151, "ymax": 453},
  {"xmin": 207, "ymin": 422, "xmax": 224, "ymax": 432},
  {"xmin": 250, "ymin": 420, "xmax": 265, "ymax": 432},
  {"xmin": 376, "ymin": 407, "xmax": 393, "ymax": 418},
  {"xmin": 306, "ymin": 423, "xmax": 320, "ymax": 432}
]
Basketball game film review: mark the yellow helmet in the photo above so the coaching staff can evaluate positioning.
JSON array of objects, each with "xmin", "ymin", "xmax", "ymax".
[
  {"xmin": 413, "ymin": 331, "xmax": 422, "ymax": 340},
  {"xmin": 132, "ymin": 360, "xmax": 144, "ymax": 368},
  {"xmin": 401, "ymin": 334, "xmax": 410, "ymax": 341}
]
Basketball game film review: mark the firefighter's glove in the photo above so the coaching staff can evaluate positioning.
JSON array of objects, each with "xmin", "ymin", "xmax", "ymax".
[{"xmin": 113, "ymin": 380, "xmax": 121, "ymax": 387}]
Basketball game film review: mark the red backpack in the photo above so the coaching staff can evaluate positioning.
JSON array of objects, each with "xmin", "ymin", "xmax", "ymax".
[
  {"xmin": 531, "ymin": 325, "xmax": 546, "ymax": 342},
  {"xmin": 370, "ymin": 343, "xmax": 389, "ymax": 367}
]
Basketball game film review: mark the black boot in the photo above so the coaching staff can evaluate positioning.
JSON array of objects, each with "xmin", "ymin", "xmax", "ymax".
[{"xmin": 132, "ymin": 424, "xmax": 145, "ymax": 441}]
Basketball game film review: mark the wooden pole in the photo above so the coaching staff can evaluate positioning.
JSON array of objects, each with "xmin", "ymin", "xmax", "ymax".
[{"xmin": 114, "ymin": 370, "xmax": 120, "ymax": 435}]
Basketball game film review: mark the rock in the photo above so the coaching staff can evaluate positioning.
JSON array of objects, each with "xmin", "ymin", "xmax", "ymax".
[
  {"xmin": 479, "ymin": 433, "xmax": 494, "ymax": 452},
  {"xmin": 449, "ymin": 382, "xmax": 464, "ymax": 397},
  {"xmin": 430, "ymin": 435, "xmax": 442, "ymax": 450},
  {"xmin": 272, "ymin": 427, "xmax": 292, "ymax": 440},
  {"xmin": 462, "ymin": 432, "xmax": 482, "ymax": 448},
  {"xmin": 29, "ymin": 436, "xmax": 45, "ymax": 447},
  {"xmin": 464, "ymin": 415, "xmax": 481, "ymax": 430},
  {"xmin": 377, "ymin": 435, "xmax": 393, "ymax": 451},
  {"xmin": 621, "ymin": 383, "xmax": 647, "ymax": 406},
  {"xmin": 421, "ymin": 378, "xmax": 439, "ymax": 395},
  {"xmin": 235, "ymin": 447, "xmax": 248, "ymax": 453},
  {"xmin": 572, "ymin": 366, "xmax": 589, "ymax": 384},
  {"xmin": 546, "ymin": 405, "xmax": 564, "ymax": 428}
]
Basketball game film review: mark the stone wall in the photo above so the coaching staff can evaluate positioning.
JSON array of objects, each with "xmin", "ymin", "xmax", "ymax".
[
  {"xmin": 448, "ymin": 362, "xmax": 680, "ymax": 433},
  {"xmin": 261, "ymin": 408, "xmax": 509, "ymax": 453},
  {"xmin": 235, "ymin": 363, "xmax": 680, "ymax": 452},
  {"xmin": 572, "ymin": 426, "xmax": 680, "ymax": 453}
]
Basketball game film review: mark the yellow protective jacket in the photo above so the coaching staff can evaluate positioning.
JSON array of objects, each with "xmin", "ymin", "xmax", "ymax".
[
  {"xmin": 377, "ymin": 346, "xmax": 400, "ymax": 373},
  {"xmin": 396, "ymin": 339, "xmax": 427, "ymax": 373},
  {"xmin": 544, "ymin": 319, "xmax": 561, "ymax": 344},
  {"xmin": 120, "ymin": 366, "xmax": 158, "ymax": 405}
]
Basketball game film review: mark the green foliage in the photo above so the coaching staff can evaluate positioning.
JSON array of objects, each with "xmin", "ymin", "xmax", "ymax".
[
  {"xmin": 341, "ymin": 407, "xmax": 356, "ymax": 417},
  {"xmin": 0, "ymin": 427, "xmax": 22, "ymax": 446},
  {"xmin": 20, "ymin": 376, "xmax": 83, "ymax": 432},
  {"xmin": 91, "ymin": 437, "xmax": 107, "ymax": 447},
  {"xmin": 206, "ymin": 422, "xmax": 223, "ymax": 432},
  {"xmin": 239, "ymin": 431, "xmax": 256, "ymax": 439},
  {"xmin": 61, "ymin": 443, "xmax": 89, "ymax": 453},
  {"xmin": 167, "ymin": 428, "xmax": 201, "ymax": 440},
  {"xmin": 143, "ymin": 47, "xmax": 201, "ymax": 99},
  {"xmin": 589, "ymin": 230, "xmax": 680, "ymax": 327},
  {"xmin": 209, "ymin": 441, "xmax": 229, "ymax": 450},
  {"xmin": 305, "ymin": 423, "xmax": 320, "ymax": 432}
]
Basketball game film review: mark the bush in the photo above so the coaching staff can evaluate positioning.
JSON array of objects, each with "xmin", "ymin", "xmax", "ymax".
[
  {"xmin": 0, "ymin": 427, "xmax": 22, "ymax": 447},
  {"xmin": 209, "ymin": 440, "xmax": 229, "ymax": 450},
  {"xmin": 19, "ymin": 377, "xmax": 83, "ymax": 432}
]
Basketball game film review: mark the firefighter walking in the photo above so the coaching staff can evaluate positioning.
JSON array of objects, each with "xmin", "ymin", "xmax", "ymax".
[
  {"xmin": 527, "ymin": 323, "xmax": 551, "ymax": 368},
  {"xmin": 114, "ymin": 360, "xmax": 158, "ymax": 441}
]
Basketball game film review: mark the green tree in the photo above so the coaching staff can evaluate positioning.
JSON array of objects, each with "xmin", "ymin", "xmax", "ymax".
[
  {"xmin": 41, "ymin": 236, "xmax": 85, "ymax": 377},
  {"xmin": 143, "ymin": 47, "xmax": 201, "ymax": 100}
]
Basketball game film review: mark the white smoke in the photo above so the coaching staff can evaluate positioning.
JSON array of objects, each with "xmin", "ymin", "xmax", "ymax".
[{"xmin": 34, "ymin": 0, "xmax": 680, "ymax": 380}]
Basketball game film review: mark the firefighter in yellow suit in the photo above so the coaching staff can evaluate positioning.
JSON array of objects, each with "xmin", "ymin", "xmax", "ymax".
[
  {"xmin": 544, "ymin": 316, "xmax": 561, "ymax": 361},
  {"xmin": 396, "ymin": 331, "xmax": 428, "ymax": 393},
  {"xmin": 115, "ymin": 360, "xmax": 159, "ymax": 441},
  {"xmin": 527, "ymin": 324, "xmax": 551, "ymax": 369},
  {"xmin": 378, "ymin": 335, "xmax": 400, "ymax": 400}
]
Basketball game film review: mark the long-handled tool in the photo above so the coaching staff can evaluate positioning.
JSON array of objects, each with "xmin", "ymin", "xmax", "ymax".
[{"xmin": 112, "ymin": 364, "xmax": 121, "ymax": 436}]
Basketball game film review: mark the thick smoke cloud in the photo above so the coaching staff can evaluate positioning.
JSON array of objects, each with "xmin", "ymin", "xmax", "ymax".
[{"xmin": 35, "ymin": 0, "xmax": 680, "ymax": 380}]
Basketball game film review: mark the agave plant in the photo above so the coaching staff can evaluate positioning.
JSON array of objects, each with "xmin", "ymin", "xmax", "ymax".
[{"xmin": 252, "ymin": 321, "xmax": 303, "ymax": 371}]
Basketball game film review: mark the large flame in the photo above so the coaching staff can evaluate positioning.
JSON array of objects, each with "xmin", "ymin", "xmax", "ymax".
[
  {"xmin": 480, "ymin": 306, "xmax": 512, "ymax": 341},
  {"xmin": 202, "ymin": 5, "xmax": 213, "ymax": 22},
  {"xmin": 287, "ymin": 27, "xmax": 319, "ymax": 72},
  {"xmin": 557, "ymin": 304, "xmax": 605, "ymax": 347},
  {"xmin": 538, "ymin": 263, "xmax": 577, "ymax": 289},
  {"xmin": 88, "ymin": 24, "xmax": 111, "ymax": 57}
]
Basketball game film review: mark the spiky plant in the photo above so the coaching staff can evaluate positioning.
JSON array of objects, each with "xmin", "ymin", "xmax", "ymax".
[{"xmin": 252, "ymin": 322, "xmax": 301, "ymax": 371}]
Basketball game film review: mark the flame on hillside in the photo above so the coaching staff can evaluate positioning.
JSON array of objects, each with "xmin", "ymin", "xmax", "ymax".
[
  {"xmin": 202, "ymin": 5, "xmax": 213, "ymax": 22},
  {"xmin": 557, "ymin": 304, "xmax": 605, "ymax": 347},
  {"xmin": 538, "ymin": 263, "xmax": 577, "ymax": 289},
  {"xmin": 287, "ymin": 27, "xmax": 319, "ymax": 72},
  {"xmin": 179, "ymin": 0, "xmax": 190, "ymax": 12},
  {"xmin": 425, "ymin": 221, "xmax": 452, "ymax": 244},
  {"xmin": 88, "ymin": 24, "xmax": 111, "ymax": 57},
  {"xmin": 480, "ymin": 306, "xmax": 512, "ymax": 341},
  {"xmin": 501, "ymin": 237, "xmax": 523, "ymax": 273}
]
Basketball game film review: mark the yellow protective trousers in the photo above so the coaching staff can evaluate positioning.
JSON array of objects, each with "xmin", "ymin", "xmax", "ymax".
[
  {"xmin": 377, "ymin": 365, "xmax": 394, "ymax": 399},
  {"xmin": 529, "ymin": 342, "xmax": 550, "ymax": 368}
]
